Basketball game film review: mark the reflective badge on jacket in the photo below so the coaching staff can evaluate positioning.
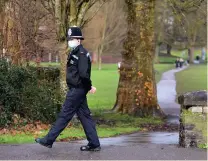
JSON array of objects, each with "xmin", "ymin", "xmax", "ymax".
[
  {"xmin": 72, "ymin": 55, "xmax": 79, "ymax": 60},
  {"xmin": 70, "ymin": 60, "xmax": 74, "ymax": 64}
]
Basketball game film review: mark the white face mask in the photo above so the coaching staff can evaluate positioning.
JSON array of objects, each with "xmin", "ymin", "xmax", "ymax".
[{"xmin": 68, "ymin": 39, "xmax": 80, "ymax": 49}]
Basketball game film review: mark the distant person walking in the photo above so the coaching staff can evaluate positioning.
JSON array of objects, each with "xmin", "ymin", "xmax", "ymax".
[
  {"xmin": 179, "ymin": 58, "xmax": 184, "ymax": 68},
  {"xmin": 201, "ymin": 47, "xmax": 206, "ymax": 61},
  {"xmin": 175, "ymin": 58, "xmax": 180, "ymax": 68}
]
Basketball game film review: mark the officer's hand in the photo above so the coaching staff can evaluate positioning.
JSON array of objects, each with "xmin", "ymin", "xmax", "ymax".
[{"xmin": 89, "ymin": 86, "xmax": 96, "ymax": 94}]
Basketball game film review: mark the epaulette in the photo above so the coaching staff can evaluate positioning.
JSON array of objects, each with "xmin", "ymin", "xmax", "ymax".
[
  {"xmin": 80, "ymin": 50, "xmax": 89, "ymax": 57},
  {"xmin": 79, "ymin": 47, "xmax": 91, "ymax": 60}
]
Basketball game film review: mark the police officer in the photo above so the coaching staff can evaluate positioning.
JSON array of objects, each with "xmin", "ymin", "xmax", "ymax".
[{"xmin": 35, "ymin": 26, "xmax": 101, "ymax": 151}]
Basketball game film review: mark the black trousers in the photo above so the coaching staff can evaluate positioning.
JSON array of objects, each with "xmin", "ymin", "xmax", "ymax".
[{"xmin": 45, "ymin": 88, "xmax": 100, "ymax": 147}]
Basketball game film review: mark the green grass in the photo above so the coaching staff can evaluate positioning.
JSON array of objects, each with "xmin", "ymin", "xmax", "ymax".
[
  {"xmin": 182, "ymin": 110, "xmax": 207, "ymax": 147},
  {"xmin": 40, "ymin": 62, "xmax": 60, "ymax": 67},
  {"xmin": 0, "ymin": 126, "xmax": 139, "ymax": 144},
  {"xmin": 88, "ymin": 64, "xmax": 119, "ymax": 110},
  {"xmin": 158, "ymin": 56, "xmax": 177, "ymax": 64},
  {"xmin": 160, "ymin": 49, "xmax": 205, "ymax": 62},
  {"xmin": 29, "ymin": 62, "xmax": 60, "ymax": 67},
  {"xmin": 171, "ymin": 49, "xmax": 202, "ymax": 59},
  {"xmin": 0, "ymin": 112, "xmax": 162, "ymax": 144},
  {"xmin": 87, "ymin": 64, "xmax": 173, "ymax": 111},
  {"xmin": 198, "ymin": 143, "xmax": 208, "ymax": 149},
  {"xmin": 176, "ymin": 65, "xmax": 207, "ymax": 95},
  {"xmin": 158, "ymin": 48, "xmax": 206, "ymax": 64},
  {"xmin": 0, "ymin": 134, "xmax": 35, "ymax": 144}
]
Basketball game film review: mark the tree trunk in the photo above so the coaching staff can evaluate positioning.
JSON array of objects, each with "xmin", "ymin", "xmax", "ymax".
[
  {"xmin": 59, "ymin": 42, "xmax": 68, "ymax": 94},
  {"xmin": 113, "ymin": 0, "xmax": 164, "ymax": 117},
  {"xmin": 0, "ymin": 13, "xmax": 4, "ymax": 56},
  {"xmin": 97, "ymin": 34, "xmax": 105, "ymax": 70},
  {"xmin": 167, "ymin": 44, "xmax": 172, "ymax": 55},
  {"xmin": 187, "ymin": 28, "xmax": 197, "ymax": 64},
  {"xmin": 55, "ymin": 0, "xmax": 62, "ymax": 38},
  {"xmin": 9, "ymin": 2, "xmax": 21, "ymax": 65},
  {"xmin": 49, "ymin": 53, "xmax": 52, "ymax": 63},
  {"xmin": 55, "ymin": 0, "xmax": 69, "ymax": 95},
  {"xmin": 97, "ymin": 5, "xmax": 108, "ymax": 70},
  {"xmin": 98, "ymin": 52, "xmax": 102, "ymax": 70},
  {"xmin": 154, "ymin": 44, "xmax": 160, "ymax": 63},
  {"xmin": 96, "ymin": 44, "xmax": 103, "ymax": 70},
  {"xmin": 188, "ymin": 46, "xmax": 195, "ymax": 63},
  {"xmin": 201, "ymin": 47, "xmax": 206, "ymax": 61}
]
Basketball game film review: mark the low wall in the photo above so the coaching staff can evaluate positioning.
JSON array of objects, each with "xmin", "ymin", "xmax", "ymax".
[{"xmin": 178, "ymin": 90, "xmax": 207, "ymax": 148}]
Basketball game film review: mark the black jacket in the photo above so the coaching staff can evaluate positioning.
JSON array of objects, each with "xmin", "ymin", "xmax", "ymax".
[{"xmin": 66, "ymin": 44, "xmax": 92, "ymax": 91}]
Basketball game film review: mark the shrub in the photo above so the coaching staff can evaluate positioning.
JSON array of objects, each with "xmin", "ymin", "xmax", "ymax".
[{"xmin": 0, "ymin": 59, "xmax": 62, "ymax": 127}]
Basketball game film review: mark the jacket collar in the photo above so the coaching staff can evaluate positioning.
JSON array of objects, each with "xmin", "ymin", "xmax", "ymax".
[{"xmin": 71, "ymin": 44, "xmax": 82, "ymax": 54}]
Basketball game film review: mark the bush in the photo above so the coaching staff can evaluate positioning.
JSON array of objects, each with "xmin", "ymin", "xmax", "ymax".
[
  {"xmin": 29, "ymin": 66, "xmax": 60, "ymax": 83},
  {"xmin": 0, "ymin": 59, "xmax": 62, "ymax": 127}
]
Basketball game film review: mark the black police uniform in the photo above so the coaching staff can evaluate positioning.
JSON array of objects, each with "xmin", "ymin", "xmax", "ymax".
[
  {"xmin": 66, "ymin": 45, "xmax": 92, "ymax": 91},
  {"xmin": 35, "ymin": 27, "xmax": 100, "ymax": 151}
]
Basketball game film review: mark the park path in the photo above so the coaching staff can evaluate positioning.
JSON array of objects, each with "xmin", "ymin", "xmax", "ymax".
[
  {"xmin": 0, "ymin": 65, "xmax": 206, "ymax": 160},
  {"xmin": 157, "ymin": 66, "xmax": 187, "ymax": 123}
]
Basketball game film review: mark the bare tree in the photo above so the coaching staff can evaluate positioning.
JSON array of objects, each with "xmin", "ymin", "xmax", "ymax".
[
  {"xmin": 95, "ymin": 0, "xmax": 127, "ymax": 70},
  {"xmin": 2, "ymin": 0, "xmax": 49, "ymax": 65},
  {"xmin": 0, "ymin": 1, "xmax": 8, "ymax": 56},
  {"xmin": 155, "ymin": 0, "xmax": 167, "ymax": 62},
  {"xmin": 167, "ymin": 0, "xmax": 207, "ymax": 63},
  {"xmin": 40, "ymin": 0, "xmax": 107, "ymax": 94}
]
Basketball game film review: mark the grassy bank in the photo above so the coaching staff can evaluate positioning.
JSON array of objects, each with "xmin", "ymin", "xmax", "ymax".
[
  {"xmin": 0, "ymin": 113, "xmax": 163, "ymax": 144},
  {"xmin": 175, "ymin": 65, "xmax": 207, "ymax": 95},
  {"xmin": 0, "ymin": 126, "xmax": 140, "ymax": 144},
  {"xmin": 176, "ymin": 65, "xmax": 207, "ymax": 148},
  {"xmin": 182, "ymin": 110, "xmax": 208, "ymax": 149}
]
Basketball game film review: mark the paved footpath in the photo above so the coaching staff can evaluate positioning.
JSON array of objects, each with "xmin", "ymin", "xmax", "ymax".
[
  {"xmin": 157, "ymin": 67, "xmax": 187, "ymax": 123},
  {"xmin": 0, "ymin": 142, "xmax": 207, "ymax": 160},
  {"xmin": 0, "ymin": 66, "xmax": 207, "ymax": 160}
]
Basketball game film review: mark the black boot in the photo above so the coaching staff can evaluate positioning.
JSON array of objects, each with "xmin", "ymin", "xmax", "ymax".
[
  {"xmin": 80, "ymin": 145, "xmax": 101, "ymax": 151},
  {"xmin": 35, "ymin": 138, "xmax": 53, "ymax": 148}
]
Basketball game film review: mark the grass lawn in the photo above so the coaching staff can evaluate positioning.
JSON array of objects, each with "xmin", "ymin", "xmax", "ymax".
[
  {"xmin": 0, "ymin": 126, "xmax": 140, "ymax": 144},
  {"xmin": 182, "ymin": 110, "xmax": 208, "ymax": 148},
  {"xmin": 0, "ymin": 63, "xmax": 173, "ymax": 144},
  {"xmin": 158, "ymin": 56, "xmax": 177, "ymax": 64},
  {"xmin": 30, "ymin": 62, "xmax": 60, "ymax": 67},
  {"xmin": 0, "ymin": 113, "xmax": 163, "ymax": 144},
  {"xmin": 175, "ymin": 64, "xmax": 207, "ymax": 95},
  {"xmin": 159, "ymin": 48, "xmax": 206, "ymax": 64},
  {"xmin": 88, "ymin": 63, "xmax": 173, "ymax": 111},
  {"xmin": 171, "ymin": 49, "xmax": 203, "ymax": 59}
]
